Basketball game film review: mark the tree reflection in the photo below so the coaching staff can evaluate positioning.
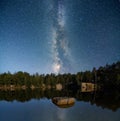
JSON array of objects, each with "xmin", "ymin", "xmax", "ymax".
[{"xmin": 0, "ymin": 88, "xmax": 120, "ymax": 111}]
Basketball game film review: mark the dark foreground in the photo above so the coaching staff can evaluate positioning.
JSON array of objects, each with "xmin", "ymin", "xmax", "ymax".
[{"xmin": 0, "ymin": 89, "xmax": 120, "ymax": 121}]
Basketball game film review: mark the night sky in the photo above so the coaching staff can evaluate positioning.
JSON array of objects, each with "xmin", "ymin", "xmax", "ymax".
[{"xmin": 0, "ymin": 0, "xmax": 120, "ymax": 74}]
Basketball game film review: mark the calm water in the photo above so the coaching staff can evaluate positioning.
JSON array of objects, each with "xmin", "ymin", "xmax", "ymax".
[{"xmin": 0, "ymin": 89, "xmax": 120, "ymax": 121}]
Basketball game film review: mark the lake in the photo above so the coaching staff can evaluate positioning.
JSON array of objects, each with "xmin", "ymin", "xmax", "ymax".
[{"xmin": 0, "ymin": 89, "xmax": 120, "ymax": 121}]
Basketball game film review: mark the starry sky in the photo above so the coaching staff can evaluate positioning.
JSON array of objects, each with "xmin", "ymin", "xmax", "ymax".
[{"xmin": 0, "ymin": 0, "xmax": 120, "ymax": 74}]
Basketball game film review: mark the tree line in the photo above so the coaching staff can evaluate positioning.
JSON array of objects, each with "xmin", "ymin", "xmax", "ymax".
[{"xmin": 0, "ymin": 61, "xmax": 120, "ymax": 89}]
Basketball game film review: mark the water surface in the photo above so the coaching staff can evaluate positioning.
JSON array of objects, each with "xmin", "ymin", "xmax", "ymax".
[{"xmin": 0, "ymin": 89, "xmax": 120, "ymax": 121}]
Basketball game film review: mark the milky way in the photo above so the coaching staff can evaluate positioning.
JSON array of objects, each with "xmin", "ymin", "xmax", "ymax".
[{"xmin": 50, "ymin": 0, "xmax": 73, "ymax": 74}]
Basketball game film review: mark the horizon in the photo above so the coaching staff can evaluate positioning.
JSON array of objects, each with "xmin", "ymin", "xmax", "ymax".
[{"xmin": 0, "ymin": 60, "xmax": 119, "ymax": 75}]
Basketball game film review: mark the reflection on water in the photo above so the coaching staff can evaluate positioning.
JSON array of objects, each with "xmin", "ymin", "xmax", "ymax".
[
  {"xmin": 0, "ymin": 88, "xmax": 120, "ymax": 111},
  {"xmin": 0, "ymin": 89, "xmax": 120, "ymax": 121}
]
